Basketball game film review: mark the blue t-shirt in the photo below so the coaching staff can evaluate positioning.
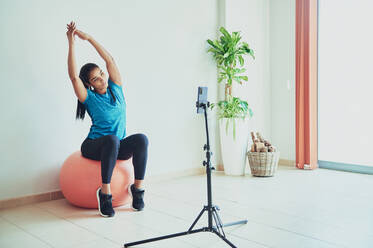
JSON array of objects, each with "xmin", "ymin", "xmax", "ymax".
[{"xmin": 82, "ymin": 79, "xmax": 126, "ymax": 140}]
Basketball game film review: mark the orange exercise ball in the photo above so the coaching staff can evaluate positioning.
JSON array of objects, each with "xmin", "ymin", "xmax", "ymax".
[{"xmin": 59, "ymin": 151, "xmax": 134, "ymax": 208}]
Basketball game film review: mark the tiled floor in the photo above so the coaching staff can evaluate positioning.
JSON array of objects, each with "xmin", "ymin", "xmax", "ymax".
[{"xmin": 1, "ymin": 166, "xmax": 372, "ymax": 248}]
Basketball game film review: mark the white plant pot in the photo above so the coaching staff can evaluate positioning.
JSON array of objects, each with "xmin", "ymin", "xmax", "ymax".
[{"xmin": 219, "ymin": 118, "xmax": 250, "ymax": 176}]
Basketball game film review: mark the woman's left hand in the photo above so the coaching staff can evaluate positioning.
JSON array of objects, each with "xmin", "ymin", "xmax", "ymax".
[{"xmin": 75, "ymin": 30, "xmax": 91, "ymax": 41}]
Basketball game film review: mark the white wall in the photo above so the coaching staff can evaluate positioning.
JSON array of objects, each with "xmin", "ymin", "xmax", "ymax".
[
  {"xmin": 269, "ymin": 0, "xmax": 295, "ymax": 161},
  {"xmin": 0, "ymin": 0, "xmax": 219, "ymax": 200},
  {"xmin": 319, "ymin": 0, "xmax": 373, "ymax": 166}
]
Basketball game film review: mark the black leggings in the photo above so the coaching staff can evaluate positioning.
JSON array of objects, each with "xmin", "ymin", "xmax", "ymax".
[{"xmin": 81, "ymin": 133, "xmax": 148, "ymax": 184}]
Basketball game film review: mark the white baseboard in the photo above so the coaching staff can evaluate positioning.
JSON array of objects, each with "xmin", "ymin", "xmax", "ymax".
[{"xmin": 0, "ymin": 191, "xmax": 64, "ymax": 210}]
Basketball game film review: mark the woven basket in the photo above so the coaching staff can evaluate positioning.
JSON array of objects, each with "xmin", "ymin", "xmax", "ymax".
[{"xmin": 247, "ymin": 151, "xmax": 280, "ymax": 177}]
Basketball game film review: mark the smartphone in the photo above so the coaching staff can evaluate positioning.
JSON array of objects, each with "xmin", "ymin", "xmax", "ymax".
[{"xmin": 196, "ymin": 86, "xmax": 208, "ymax": 114}]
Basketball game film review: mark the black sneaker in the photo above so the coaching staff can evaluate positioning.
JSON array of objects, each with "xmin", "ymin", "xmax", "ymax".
[
  {"xmin": 128, "ymin": 184, "xmax": 145, "ymax": 211},
  {"xmin": 96, "ymin": 188, "xmax": 115, "ymax": 217}
]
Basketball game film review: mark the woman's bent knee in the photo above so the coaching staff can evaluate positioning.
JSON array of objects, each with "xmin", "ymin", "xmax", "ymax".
[{"xmin": 136, "ymin": 133, "xmax": 149, "ymax": 148}]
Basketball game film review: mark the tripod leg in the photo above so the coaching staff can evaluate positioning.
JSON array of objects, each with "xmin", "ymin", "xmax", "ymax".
[
  {"xmin": 212, "ymin": 229, "xmax": 237, "ymax": 248},
  {"xmin": 124, "ymin": 228, "xmax": 206, "ymax": 247},
  {"xmin": 221, "ymin": 219, "xmax": 248, "ymax": 228},
  {"xmin": 188, "ymin": 207, "xmax": 207, "ymax": 231},
  {"xmin": 214, "ymin": 208, "xmax": 224, "ymax": 228},
  {"xmin": 212, "ymin": 207, "xmax": 247, "ymax": 229},
  {"xmin": 213, "ymin": 208, "xmax": 227, "ymax": 237},
  {"xmin": 212, "ymin": 209, "xmax": 225, "ymax": 237}
]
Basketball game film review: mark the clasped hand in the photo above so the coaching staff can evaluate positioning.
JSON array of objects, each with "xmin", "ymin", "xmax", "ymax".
[{"xmin": 66, "ymin": 21, "xmax": 91, "ymax": 44}]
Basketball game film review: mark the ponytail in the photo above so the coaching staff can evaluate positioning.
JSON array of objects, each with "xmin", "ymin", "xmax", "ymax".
[
  {"xmin": 75, "ymin": 82, "xmax": 89, "ymax": 120},
  {"xmin": 76, "ymin": 63, "xmax": 97, "ymax": 120}
]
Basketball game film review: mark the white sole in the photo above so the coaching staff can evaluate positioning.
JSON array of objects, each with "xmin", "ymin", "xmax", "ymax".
[{"xmin": 96, "ymin": 188, "xmax": 111, "ymax": 217}]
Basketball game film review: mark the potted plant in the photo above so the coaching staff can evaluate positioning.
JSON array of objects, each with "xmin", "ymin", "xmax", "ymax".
[{"xmin": 207, "ymin": 27, "xmax": 255, "ymax": 175}]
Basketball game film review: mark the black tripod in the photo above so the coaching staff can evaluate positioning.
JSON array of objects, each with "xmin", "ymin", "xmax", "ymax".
[{"xmin": 124, "ymin": 102, "xmax": 248, "ymax": 248}]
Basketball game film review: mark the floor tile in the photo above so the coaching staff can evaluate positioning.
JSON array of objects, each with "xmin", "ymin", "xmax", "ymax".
[
  {"xmin": 69, "ymin": 237, "xmax": 120, "ymax": 248},
  {"xmin": 212, "ymin": 233, "xmax": 270, "ymax": 248},
  {"xmin": 231, "ymin": 218, "xmax": 343, "ymax": 248},
  {"xmin": 1, "ymin": 205, "xmax": 98, "ymax": 248},
  {"xmin": 0, "ymin": 217, "xmax": 52, "ymax": 248}
]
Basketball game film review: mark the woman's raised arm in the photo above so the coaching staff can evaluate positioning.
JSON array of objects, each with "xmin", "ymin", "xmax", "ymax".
[
  {"xmin": 75, "ymin": 29, "xmax": 123, "ymax": 86},
  {"xmin": 67, "ymin": 21, "xmax": 87, "ymax": 103}
]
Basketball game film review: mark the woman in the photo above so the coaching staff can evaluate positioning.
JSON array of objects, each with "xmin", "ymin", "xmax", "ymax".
[{"xmin": 66, "ymin": 21, "xmax": 148, "ymax": 217}]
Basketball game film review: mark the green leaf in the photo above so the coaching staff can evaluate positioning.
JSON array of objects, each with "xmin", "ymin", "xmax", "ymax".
[
  {"xmin": 219, "ymin": 27, "xmax": 231, "ymax": 40},
  {"xmin": 213, "ymin": 40, "xmax": 223, "ymax": 50},
  {"xmin": 240, "ymin": 76, "xmax": 248, "ymax": 81},
  {"xmin": 207, "ymin": 48, "xmax": 216, "ymax": 54},
  {"xmin": 207, "ymin": 39, "xmax": 217, "ymax": 49},
  {"xmin": 238, "ymin": 56, "xmax": 244, "ymax": 66},
  {"xmin": 249, "ymin": 108, "xmax": 254, "ymax": 117},
  {"xmin": 220, "ymin": 36, "xmax": 226, "ymax": 44},
  {"xmin": 240, "ymin": 101, "xmax": 248, "ymax": 111},
  {"xmin": 249, "ymin": 49, "xmax": 255, "ymax": 59},
  {"xmin": 233, "ymin": 68, "xmax": 246, "ymax": 74}
]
